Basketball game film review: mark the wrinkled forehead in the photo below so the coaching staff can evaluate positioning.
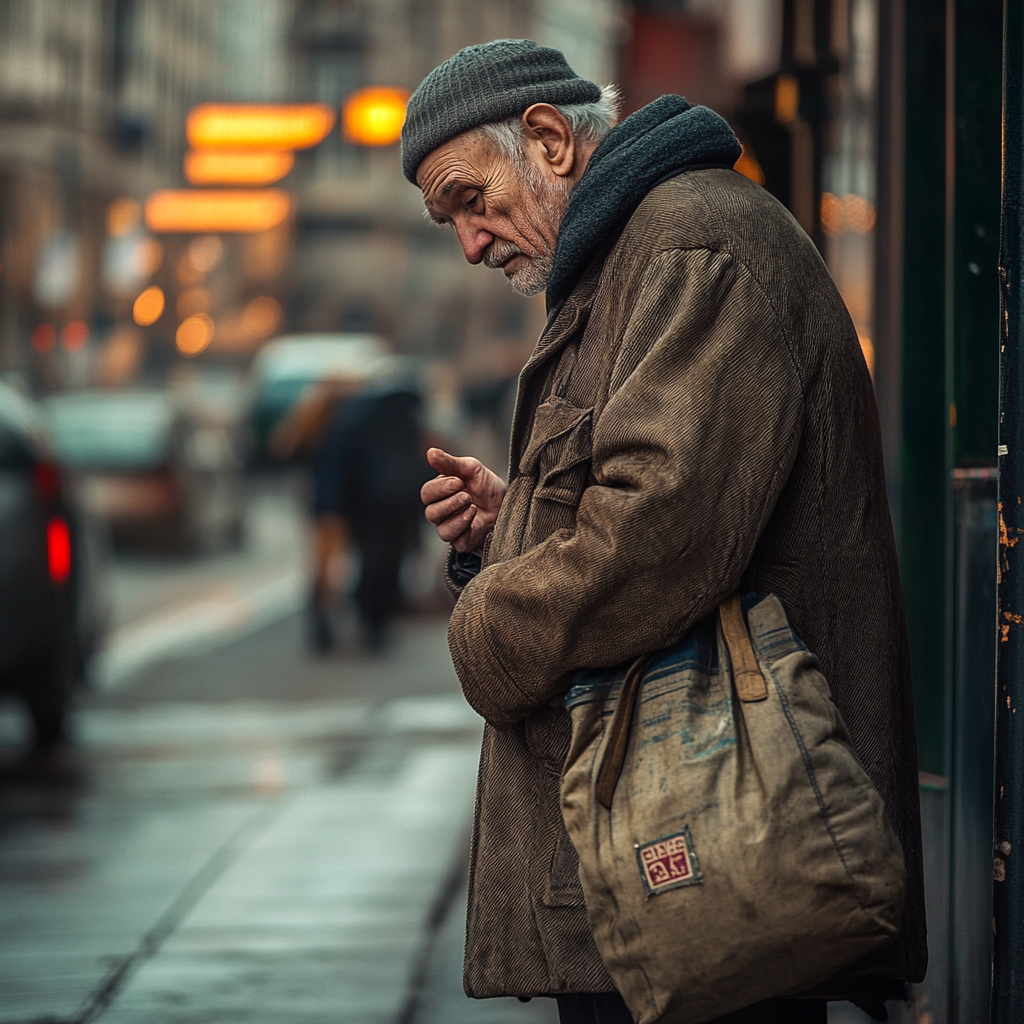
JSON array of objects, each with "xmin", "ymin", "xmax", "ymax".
[{"xmin": 416, "ymin": 129, "xmax": 500, "ymax": 201}]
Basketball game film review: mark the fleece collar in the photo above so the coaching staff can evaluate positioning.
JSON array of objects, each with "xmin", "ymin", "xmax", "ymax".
[{"xmin": 546, "ymin": 96, "xmax": 741, "ymax": 310}]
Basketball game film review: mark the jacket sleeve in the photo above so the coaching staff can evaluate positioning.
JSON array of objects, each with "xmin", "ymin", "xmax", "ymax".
[{"xmin": 449, "ymin": 248, "xmax": 806, "ymax": 727}]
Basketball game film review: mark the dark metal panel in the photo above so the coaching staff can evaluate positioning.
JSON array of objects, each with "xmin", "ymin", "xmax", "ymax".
[
  {"xmin": 993, "ymin": 1, "xmax": 1024, "ymax": 1017},
  {"xmin": 952, "ymin": 0, "xmax": 1003, "ymax": 466},
  {"xmin": 951, "ymin": 472, "xmax": 996, "ymax": 1023}
]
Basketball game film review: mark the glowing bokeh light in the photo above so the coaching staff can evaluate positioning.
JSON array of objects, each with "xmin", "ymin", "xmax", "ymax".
[
  {"xmin": 774, "ymin": 75, "xmax": 799, "ymax": 126},
  {"xmin": 343, "ymin": 87, "xmax": 409, "ymax": 146},
  {"xmin": 47, "ymin": 517, "xmax": 72, "ymax": 584},
  {"xmin": 820, "ymin": 192, "xmax": 877, "ymax": 238},
  {"xmin": 240, "ymin": 296, "xmax": 282, "ymax": 338},
  {"xmin": 734, "ymin": 147, "xmax": 765, "ymax": 186},
  {"xmin": 62, "ymin": 320, "xmax": 89, "ymax": 351},
  {"xmin": 176, "ymin": 313, "xmax": 215, "ymax": 356},
  {"xmin": 106, "ymin": 197, "xmax": 142, "ymax": 237},
  {"xmin": 184, "ymin": 150, "xmax": 295, "ymax": 185},
  {"xmin": 136, "ymin": 238, "xmax": 164, "ymax": 276},
  {"xmin": 146, "ymin": 189, "xmax": 291, "ymax": 233},
  {"xmin": 186, "ymin": 235, "xmax": 224, "ymax": 273},
  {"xmin": 187, "ymin": 104, "xmax": 334, "ymax": 150},
  {"xmin": 133, "ymin": 286, "xmax": 165, "ymax": 326}
]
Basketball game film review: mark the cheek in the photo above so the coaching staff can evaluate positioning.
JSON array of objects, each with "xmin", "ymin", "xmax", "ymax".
[{"xmin": 490, "ymin": 208, "xmax": 547, "ymax": 252}]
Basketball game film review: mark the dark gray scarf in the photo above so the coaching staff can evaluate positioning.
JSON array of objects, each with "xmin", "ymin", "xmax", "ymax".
[{"xmin": 546, "ymin": 96, "xmax": 742, "ymax": 309}]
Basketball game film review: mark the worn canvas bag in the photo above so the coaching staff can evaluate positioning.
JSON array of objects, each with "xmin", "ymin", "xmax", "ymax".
[{"xmin": 560, "ymin": 594, "xmax": 906, "ymax": 1024}]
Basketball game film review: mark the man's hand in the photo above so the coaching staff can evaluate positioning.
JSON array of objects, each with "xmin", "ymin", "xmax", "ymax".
[{"xmin": 421, "ymin": 448, "xmax": 507, "ymax": 555}]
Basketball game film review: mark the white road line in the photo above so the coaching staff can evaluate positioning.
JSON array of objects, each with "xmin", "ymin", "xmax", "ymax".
[{"xmin": 95, "ymin": 566, "xmax": 306, "ymax": 691}]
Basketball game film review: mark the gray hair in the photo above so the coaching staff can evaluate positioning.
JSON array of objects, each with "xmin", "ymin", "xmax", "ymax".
[{"xmin": 471, "ymin": 83, "xmax": 622, "ymax": 164}]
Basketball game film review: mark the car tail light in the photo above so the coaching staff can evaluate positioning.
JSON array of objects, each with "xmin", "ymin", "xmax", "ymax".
[
  {"xmin": 47, "ymin": 517, "xmax": 72, "ymax": 584},
  {"xmin": 33, "ymin": 462, "xmax": 61, "ymax": 501}
]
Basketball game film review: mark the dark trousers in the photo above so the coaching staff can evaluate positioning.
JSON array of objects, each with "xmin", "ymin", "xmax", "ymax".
[
  {"xmin": 555, "ymin": 993, "xmax": 828, "ymax": 1024},
  {"xmin": 352, "ymin": 513, "xmax": 408, "ymax": 633}
]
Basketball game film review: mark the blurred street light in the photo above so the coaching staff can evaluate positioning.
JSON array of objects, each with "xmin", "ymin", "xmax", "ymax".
[
  {"xmin": 240, "ymin": 296, "xmax": 282, "ymax": 339},
  {"xmin": 184, "ymin": 150, "xmax": 295, "ymax": 185},
  {"xmin": 106, "ymin": 198, "xmax": 143, "ymax": 237},
  {"xmin": 187, "ymin": 104, "xmax": 334, "ymax": 150},
  {"xmin": 176, "ymin": 313, "xmax": 215, "ymax": 356},
  {"xmin": 146, "ymin": 189, "xmax": 291, "ymax": 233},
  {"xmin": 342, "ymin": 87, "xmax": 409, "ymax": 146},
  {"xmin": 133, "ymin": 286, "xmax": 165, "ymax": 326},
  {"xmin": 61, "ymin": 321, "xmax": 89, "ymax": 352},
  {"xmin": 820, "ymin": 192, "xmax": 877, "ymax": 237},
  {"xmin": 186, "ymin": 235, "xmax": 224, "ymax": 273}
]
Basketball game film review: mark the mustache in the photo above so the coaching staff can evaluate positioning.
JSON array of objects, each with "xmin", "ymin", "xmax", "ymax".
[{"xmin": 483, "ymin": 241, "xmax": 525, "ymax": 269}]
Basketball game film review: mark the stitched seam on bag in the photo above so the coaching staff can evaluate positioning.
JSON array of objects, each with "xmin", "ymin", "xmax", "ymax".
[{"xmin": 763, "ymin": 658, "xmax": 888, "ymax": 931}]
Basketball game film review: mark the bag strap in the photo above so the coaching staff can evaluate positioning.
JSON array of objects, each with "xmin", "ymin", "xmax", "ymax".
[
  {"xmin": 719, "ymin": 594, "xmax": 769, "ymax": 703},
  {"xmin": 593, "ymin": 595, "xmax": 767, "ymax": 809},
  {"xmin": 596, "ymin": 655, "xmax": 648, "ymax": 809}
]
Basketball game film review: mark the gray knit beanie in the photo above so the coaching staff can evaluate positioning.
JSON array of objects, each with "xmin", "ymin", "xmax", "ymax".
[{"xmin": 401, "ymin": 39, "xmax": 602, "ymax": 183}]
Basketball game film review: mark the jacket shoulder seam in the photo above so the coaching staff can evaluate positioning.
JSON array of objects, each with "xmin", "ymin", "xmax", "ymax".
[{"xmin": 645, "ymin": 245, "xmax": 808, "ymax": 396}]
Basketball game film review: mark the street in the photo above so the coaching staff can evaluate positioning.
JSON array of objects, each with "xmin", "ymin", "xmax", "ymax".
[{"xmin": 0, "ymin": 486, "xmax": 557, "ymax": 1024}]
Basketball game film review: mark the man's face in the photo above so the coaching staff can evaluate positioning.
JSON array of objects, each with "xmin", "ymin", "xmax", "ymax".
[{"xmin": 417, "ymin": 131, "xmax": 572, "ymax": 296}]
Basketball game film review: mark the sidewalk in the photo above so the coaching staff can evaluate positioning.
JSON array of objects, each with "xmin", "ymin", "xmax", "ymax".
[
  {"xmin": 0, "ymin": 685, "xmax": 500, "ymax": 1024},
  {"xmin": 99, "ymin": 729, "xmax": 482, "ymax": 1024}
]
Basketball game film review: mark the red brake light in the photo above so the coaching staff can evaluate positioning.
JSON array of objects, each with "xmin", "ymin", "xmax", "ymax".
[
  {"xmin": 34, "ymin": 462, "xmax": 61, "ymax": 501},
  {"xmin": 47, "ymin": 517, "xmax": 71, "ymax": 584}
]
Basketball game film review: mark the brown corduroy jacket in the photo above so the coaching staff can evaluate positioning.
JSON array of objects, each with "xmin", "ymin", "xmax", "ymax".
[{"xmin": 448, "ymin": 168, "xmax": 926, "ymax": 1003}]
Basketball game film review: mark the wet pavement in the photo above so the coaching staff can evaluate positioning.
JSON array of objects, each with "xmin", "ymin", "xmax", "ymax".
[
  {"xmin": 0, "ymin": 610, "xmax": 561, "ymax": 1024},
  {"xmin": 0, "ymin": 482, "xmax": 557, "ymax": 1024},
  {"xmin": 0, "ymin": 487, "xmax": 882, "ymax": 1024}
]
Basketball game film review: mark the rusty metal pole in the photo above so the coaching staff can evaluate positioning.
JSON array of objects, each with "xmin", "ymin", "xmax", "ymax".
[{"xmin": 993, "ymin": 3, "xmax": 1024, "ymax": 1019}]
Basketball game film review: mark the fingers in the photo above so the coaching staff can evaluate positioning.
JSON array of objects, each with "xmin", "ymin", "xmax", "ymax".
[
  {"xmin": 423, "ymin": 489, "xmax": 471, "ymax": 525},
  {"xmin": 435, "ymin": 504, "xmax": 477, "ymax": 544},
  {"xmin": 420, "ymin": 473, "xmax": 463, "ymax": 505}
]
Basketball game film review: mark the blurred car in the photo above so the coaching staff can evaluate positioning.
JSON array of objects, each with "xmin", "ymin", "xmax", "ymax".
[
  {"xmin": 247, "ymin": 333, "xmax": 389, "ymax": 465},
  {"xmin": 0, "ymin": 380, "xmax": 109, "ymax": 745},
  {"xmin": 47, "ymin": 389, "xmax": 245, "ymax": 553}
]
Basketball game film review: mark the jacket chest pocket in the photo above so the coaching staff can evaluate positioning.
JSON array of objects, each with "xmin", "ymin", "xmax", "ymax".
[{"xmin": 518, "ymin": 396, "xmax": 594, "ymax": 508}]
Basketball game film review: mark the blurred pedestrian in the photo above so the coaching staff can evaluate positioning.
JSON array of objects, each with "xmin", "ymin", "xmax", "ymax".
[
  {"xmin": 408, "ymin": 39, "xmax": 925, "ymax": 1024},
  {"xmin": 271, "ymin": 375, "xmax": 363, "ymax": 653},
  {"xmin": 325, "ymin": 380, "xmax": 427, "ymax": 651}
]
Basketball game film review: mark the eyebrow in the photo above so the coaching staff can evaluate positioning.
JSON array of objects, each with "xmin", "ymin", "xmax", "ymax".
[{"xmin": 423, "ymin": 173, "xmax": 478, "ymax": 223}]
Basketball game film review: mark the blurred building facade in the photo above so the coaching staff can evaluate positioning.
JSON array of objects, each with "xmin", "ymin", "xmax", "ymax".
[{"xmin": 0, "ymin": 0, "xmax": 290, "ymax": 386}]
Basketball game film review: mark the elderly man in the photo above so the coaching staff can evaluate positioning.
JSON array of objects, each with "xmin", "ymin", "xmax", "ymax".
[{"xmin": 408, "ymin": 40, "xmax": 925, "ymax": 1024}]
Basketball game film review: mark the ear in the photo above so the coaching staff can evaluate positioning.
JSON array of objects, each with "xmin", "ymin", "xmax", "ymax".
[{"xmin": 521, "ymin": 103, "xmax": 576, "ymax": 178}]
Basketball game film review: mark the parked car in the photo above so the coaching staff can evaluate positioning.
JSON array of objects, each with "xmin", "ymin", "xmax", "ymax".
[
  {"xmin": 247, "ymin": 333, "xmax": 389, "ymax": 465},
  {"xmin": 46, "ymin": 388, "xmax": 245, "ymax": 553},
  {"xmin": 0, "ymin": 380, "xmax": 109, "ymax": 745}
]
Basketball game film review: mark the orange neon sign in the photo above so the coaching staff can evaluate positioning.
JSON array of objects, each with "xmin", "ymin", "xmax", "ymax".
[
  {"xmin": 187, "ymin": 104, "xmax": 335, "ymax": 151},
  {"xmin": 145, "ymin": 189, "xmax": 291, "ymax": 234},
  {"xmin": 343, "ymin": 87, "xmax": 409, "ymax": 146},
  {"xmin": 184, "ymin": 150, "xmax": 295, "ymax": 185}
]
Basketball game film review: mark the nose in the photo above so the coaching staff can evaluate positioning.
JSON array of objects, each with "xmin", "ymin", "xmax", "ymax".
[{"xmin": 454, "ymin": 223, "xmax": 493, "ymax": 265}]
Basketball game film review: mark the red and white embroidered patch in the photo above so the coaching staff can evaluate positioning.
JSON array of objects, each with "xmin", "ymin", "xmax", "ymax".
[{"xmin": 635, "ymin": 826, "xmax": 703, "ymax": 895}]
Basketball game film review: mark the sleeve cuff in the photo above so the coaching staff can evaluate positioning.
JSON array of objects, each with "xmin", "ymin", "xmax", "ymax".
[{"xmin": 448, "ymin": 549, "xmax": 482, "ymax": 588}]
